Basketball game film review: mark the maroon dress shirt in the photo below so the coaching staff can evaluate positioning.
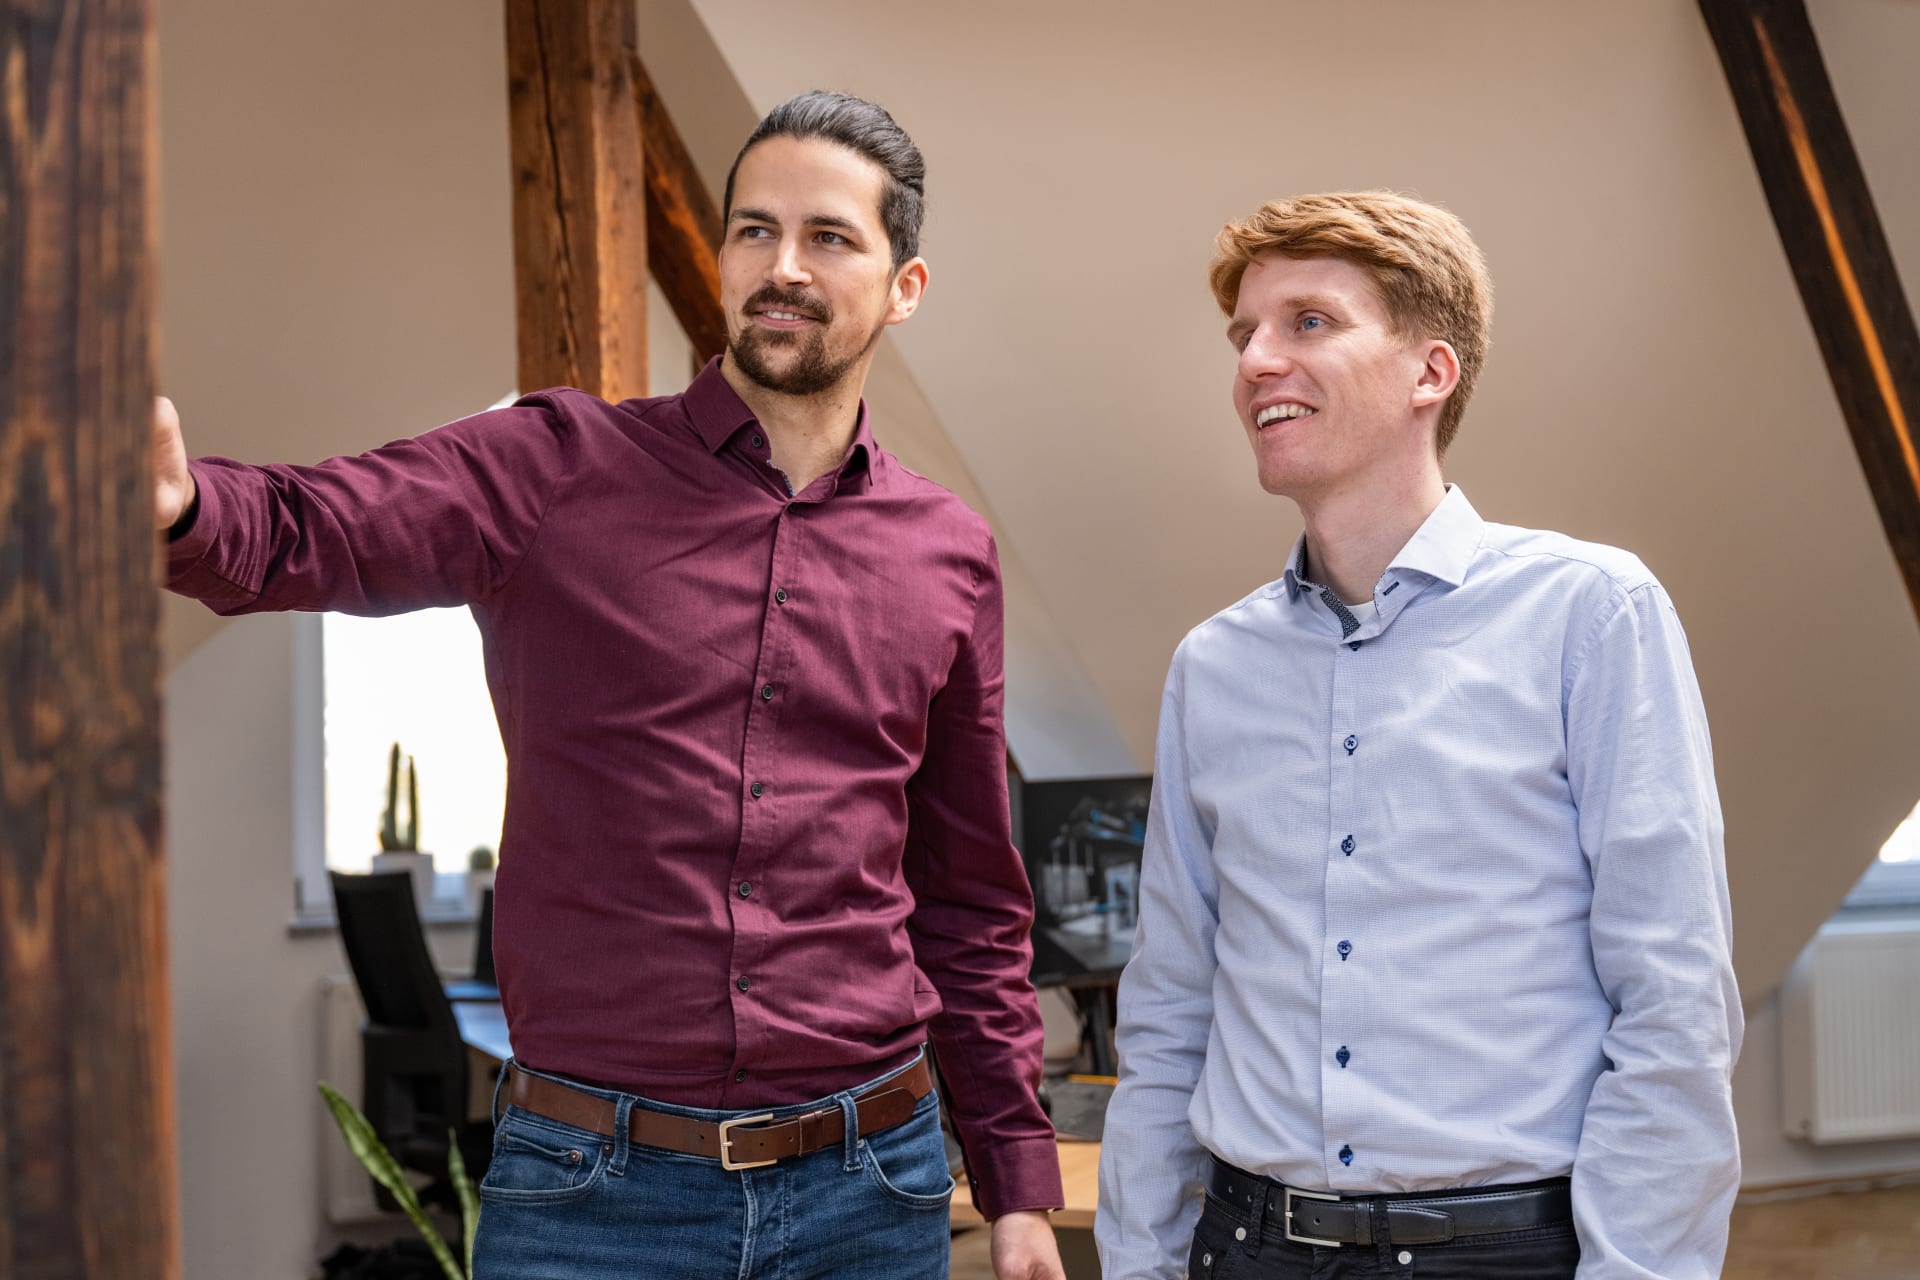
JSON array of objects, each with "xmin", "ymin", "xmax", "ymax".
[{"xmin": 167, "ymin": 359, "xmax": 1062, "ymax": 1217}]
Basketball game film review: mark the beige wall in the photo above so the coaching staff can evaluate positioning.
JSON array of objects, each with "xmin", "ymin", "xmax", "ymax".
[
  {"xmin": 153, "ymin": 2, "xmax": 1920, "ymax": 1273},
  {"xmin": 689, "ymin": 0, "xmax": 1920, "ymax": 1003}
]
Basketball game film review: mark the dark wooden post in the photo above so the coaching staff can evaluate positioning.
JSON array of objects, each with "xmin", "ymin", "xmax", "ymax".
[
  {"xmin": 506, "ymin": 0, "xmax": 650, "ymax": 400},
  {"xmin": 0, "ymin": 1, "xmax": 178, "ymax": 1277},
  {"xmin": 1700, "ymin": 0, "xmax": 1920, "ymax": 626},
  {"xmin": 631, "ymin": 54, "xmax": 727, "ymax": 365}
]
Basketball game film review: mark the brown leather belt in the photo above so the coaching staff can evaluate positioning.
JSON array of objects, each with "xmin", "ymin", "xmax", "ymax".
[{"xmin": 504, "ymin": 1056, "xmax": 933, "ymax": 1171}]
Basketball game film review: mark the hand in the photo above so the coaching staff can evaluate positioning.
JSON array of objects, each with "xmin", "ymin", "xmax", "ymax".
[
  {"xmin": 989, "ymin": 1209, "xmax": 1066, "ymax": 1280},
  {"xmin": 153, "ymin": 395, "xmax": 194, "ymax": 531}
]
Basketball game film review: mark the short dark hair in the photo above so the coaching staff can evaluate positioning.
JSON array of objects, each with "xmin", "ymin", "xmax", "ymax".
[{"xmin": 722, "ymin": 91, "xmax": 926, "ymax": 271}]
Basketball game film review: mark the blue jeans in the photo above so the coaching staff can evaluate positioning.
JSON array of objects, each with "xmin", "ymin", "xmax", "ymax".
[{"xmin": 472, "ymin": 1054, "xmax": 954, "ymax": 1279}]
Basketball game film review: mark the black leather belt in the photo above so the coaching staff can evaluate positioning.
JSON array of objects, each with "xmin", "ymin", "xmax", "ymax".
[{"xmin": 1209, "ymin": 1157, "xmax": 1572, "ymax": 1247}]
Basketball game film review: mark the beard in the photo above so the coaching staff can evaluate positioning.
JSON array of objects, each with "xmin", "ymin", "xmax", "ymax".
[{"xmin": 730, "ymin": 286, "xmax": 887, "ymax": 397}]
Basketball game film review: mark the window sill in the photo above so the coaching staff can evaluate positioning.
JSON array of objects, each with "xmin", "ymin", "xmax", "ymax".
[
  {"xmin": 1839, "ymin": 859, "xmax": 1920, "ymax": 912},
  {"xmin": 287, "ymin": 899, "xmax": 481, "ymax": 936}
]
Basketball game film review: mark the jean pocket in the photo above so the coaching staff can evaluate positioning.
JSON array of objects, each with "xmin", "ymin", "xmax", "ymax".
[
  {"xmin": 859, "ymin": 1102, "xmax": 955, "ymax": 1211},
  {"xmin": 1186, "ymin": 1197, "xmax": 1243, "ymax": 1279},
  {"xmin": 1404, "ymin": 1220, "xmax": 1580, "ymax": 1280},
  {"xmin": 477, "ymin": 1110, "xmax": 609, "ymax": 1204}
]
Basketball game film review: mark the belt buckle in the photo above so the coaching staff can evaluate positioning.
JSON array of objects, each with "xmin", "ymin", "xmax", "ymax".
[
  {"xmin": 1283, "ymin": 1186, "xmax": 1344, "ymax": 1247},
  {"xmin": 717, "ymin": 1113, "xmax": 777, "ymax": 1171}
]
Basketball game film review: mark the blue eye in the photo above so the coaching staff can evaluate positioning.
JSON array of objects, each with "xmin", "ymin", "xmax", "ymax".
[{"xmin": 1300, "ymin": 315, "xmax": 1325, "ymax": 331}]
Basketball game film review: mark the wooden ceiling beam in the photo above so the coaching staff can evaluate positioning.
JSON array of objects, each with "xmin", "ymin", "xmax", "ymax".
[
  {"xmin": 1700, "ymin": 0, "xmax": 1920, "ymax": 626},
  {"xmin": 506, "ymin": 0, "xmax": 649, "ymax": 400},
  {"xmin": 632, "ymin": 54, "xmax": 728, "ymax": 365},
  {"xmin": 0, "ymin": 1, "xmax": 179, "ymax": 1275}
]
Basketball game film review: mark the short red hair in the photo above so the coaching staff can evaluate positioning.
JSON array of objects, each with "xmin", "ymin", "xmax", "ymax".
[{"xmin": 1209, "ymin": 191, "xmax": 1493, "ymax": 455}]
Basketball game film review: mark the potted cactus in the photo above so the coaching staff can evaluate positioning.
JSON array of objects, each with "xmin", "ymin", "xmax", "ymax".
[
  {"xmin": 465, "ymin": 844, "xmax": 496, "ymax": 914},
  {"xmin": 370, "ymin": 741, "xmax": 434, "ymax": 905}
]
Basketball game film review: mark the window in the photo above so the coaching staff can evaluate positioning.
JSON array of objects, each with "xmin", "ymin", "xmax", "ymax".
[
  {"xmin": 1841, "ymin": 798, "xmax": 1920, "ymax": 910},
  {"xmin": 293, "ymin": 607, "xmax": 506, "ymax": 918}
]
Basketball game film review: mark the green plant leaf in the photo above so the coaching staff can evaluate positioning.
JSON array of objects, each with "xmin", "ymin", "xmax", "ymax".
[
  {"xmin": 447, "ymin": 1125, "xmax": 480, "ymax": 1277},
  {"xmin": 318, "ymin": 1082, "xmax": 466, "ymax": 1280}
]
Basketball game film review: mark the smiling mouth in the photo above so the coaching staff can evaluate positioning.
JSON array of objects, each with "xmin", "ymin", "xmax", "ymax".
[
  {"xmin": 1255, "ymin": 403, "xmax": 1317, "ymax": 429},
  {"xmin": 752, "ymin": 309, "xmax": 822, "ymax": 328}
]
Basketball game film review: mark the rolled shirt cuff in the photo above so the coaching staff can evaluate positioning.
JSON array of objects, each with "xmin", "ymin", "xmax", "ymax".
[
  {"xmin": 165, "ymin": 460, "xmax": 254, "ymax": 610},
  {"xmin": 966, "ymin": 1133, "xmax": 1065, "ymax": 1221}
]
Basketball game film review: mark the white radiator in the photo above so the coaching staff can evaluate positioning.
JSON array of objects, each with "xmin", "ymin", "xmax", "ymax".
[
  {"xmin": 1778, "ymin": 919, "xmax": 1920, "ymax": 1143},
  {"xmin": 319, "ymin": 974, "xmax": 385, "ymax": 1224}
]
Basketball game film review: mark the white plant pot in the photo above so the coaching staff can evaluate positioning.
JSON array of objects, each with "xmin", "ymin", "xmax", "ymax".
[
  {"xmin": 465, "ymin": 867, "xmax": 496, "ymax": 915},
  {"xmin": 370, "ymin": 850, "xmax": 435, "ymax": 909}
]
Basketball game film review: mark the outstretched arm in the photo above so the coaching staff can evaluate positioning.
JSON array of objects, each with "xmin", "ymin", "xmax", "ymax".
[{"xmin": 157, "ymin": 394, "xmax": 574, "ymax": 616}]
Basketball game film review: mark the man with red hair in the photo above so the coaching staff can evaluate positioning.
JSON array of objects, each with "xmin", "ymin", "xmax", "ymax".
[{"xmin": 1097, "ymin": 192, "xmax": 1740, "ymax": 1280}]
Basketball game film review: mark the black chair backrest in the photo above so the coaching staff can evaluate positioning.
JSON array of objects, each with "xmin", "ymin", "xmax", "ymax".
[
  {"xmin": 330, "ymin": 870, "xmax": 457, "ymax": 1033},
  {"xmin": 472, "ymin": 886, "xmax": 495, "ymax": 987}
]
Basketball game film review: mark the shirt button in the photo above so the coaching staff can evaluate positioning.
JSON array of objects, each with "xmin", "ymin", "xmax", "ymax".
[
  {"xmin": 1336, "ymin": 1046, "xmax": 1351, "ymax": 1068},
  {"xmin": 751, "ymin": 434, "xmax": 764, "ymax": 449},
  {"xmin": 1234, "ymin": 1227, "xmax": 1246, "ymax": 1242},
  {"xmin": 1348, "ymin": 641, "xmax": 1362, "ymax": 651},
  {"xmin": 1339, "ymin": 1144, "xmax": 1355, "ymax": 1166},
  {"xmin": 1398, "ymin": 1251, "xmax": 1413, "ymax": 1265},
  {"xmin": 1340, "ymin": 834, "xmax": 1355, "ymax": 856},
  {"xmin": 735, "ymin": 1069, "xmax": 748, "ymax": 1083},
  {"xmin": 736, "ymin": 976, "xmax": 751, "ymax": 992},
  {"xmin": 738, "ymin": 881, "xmax": 752, "ymax": 898},
  {"xmin": 774, "ymin": 588, "xmax": 788, "ymax": 604},
  {"xmin": 760, "ymin": 683, "xmax": 775, "ymax": 701},
  {"xmin": 1344, "ymin": 734, "xmax": 1358, "ymax": 754},
  {"xmin": 1338, "ymin": 940, "xmax": 1353, "ymax": 960},
  {"xmin": 750, "ymin": 782, "xmax": 765, "ymax": 798}
]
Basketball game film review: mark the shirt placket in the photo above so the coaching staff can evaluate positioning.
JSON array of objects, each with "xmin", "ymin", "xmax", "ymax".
[
  {"xmin": 1322, "ymin": 624, "xmax": 1366, "ymax": 1189},
  {"xmin": 721, "ymin": 496, "xmax": 805, "ymax": 1104}
]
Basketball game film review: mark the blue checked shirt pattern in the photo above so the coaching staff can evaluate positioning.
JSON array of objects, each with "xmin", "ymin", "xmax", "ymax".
[{"xmin": 1096, "ymin": 487, "xmax": 1742, "ymax": 1280}]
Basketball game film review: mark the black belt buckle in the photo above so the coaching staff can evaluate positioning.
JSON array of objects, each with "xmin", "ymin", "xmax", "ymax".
[{"xmin": 1282, "ymin": 1186, "xmax": 1345, "ymax": 1247}]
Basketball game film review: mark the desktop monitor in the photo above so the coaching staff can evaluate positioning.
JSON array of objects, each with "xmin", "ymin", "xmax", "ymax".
[{"xmin": 1016, "ymin": 774, "xmax": 1152, "ymax": 986}]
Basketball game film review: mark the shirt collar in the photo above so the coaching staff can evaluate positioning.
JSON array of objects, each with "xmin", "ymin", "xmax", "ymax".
[
  {"xmin": 682, "ymin": 356, "xmax": 876, "ymax": 477},
  {"xmin": 1282, "ymin": 484, "xmax": 1484, "ymax": 601},
  {"xmin": 1387, "ymin": 484, "xmax": 1484, "ymax": 589}
]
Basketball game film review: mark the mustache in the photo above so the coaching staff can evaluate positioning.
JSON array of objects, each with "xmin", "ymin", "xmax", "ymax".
[{"xmin": 743, "ymin": 286, "xmax": 830, "ymax": 323}]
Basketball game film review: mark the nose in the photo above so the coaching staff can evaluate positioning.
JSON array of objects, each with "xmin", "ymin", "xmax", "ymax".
[
  {"xmin": 770, "ymin": 234, "xmax": 810, "ymax": 288},
  {"xmin": 1238, "ymin": 325, "xmax": 1295, "ymax": 382}
]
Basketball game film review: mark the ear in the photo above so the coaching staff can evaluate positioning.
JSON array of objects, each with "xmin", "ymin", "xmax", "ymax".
[
  {"xmin": 1410, "ymin": 339, "xmax": 1461, "ymax": 413},
  {"xmin": 885, "ymin": 257, "xmax": 930, "ymax": 326}
]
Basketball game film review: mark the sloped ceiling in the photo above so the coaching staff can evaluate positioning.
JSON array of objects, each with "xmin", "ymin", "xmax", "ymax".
[
  {"xmin": 686, "ymin": 0, "xmax": 1920, "ymax": 998},
  {"xmin": 151, "ymin": 0, "xmax": 1919, "ymax": 1000}
]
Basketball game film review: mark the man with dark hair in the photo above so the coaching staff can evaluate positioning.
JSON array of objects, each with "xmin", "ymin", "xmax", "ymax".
[
  {"xmin": 1096, "ymin": 192, "xmax": 1740, "ymax": 1279},
  {"xmin": 156, "ymin": 91, "xmax": 1066, "ymax": 1280}
]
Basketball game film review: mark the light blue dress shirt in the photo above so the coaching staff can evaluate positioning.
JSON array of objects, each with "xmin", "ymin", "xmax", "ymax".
[{"xmin": 1096, "ymin": 487, "xmax": 1741, "ymax": 1280}]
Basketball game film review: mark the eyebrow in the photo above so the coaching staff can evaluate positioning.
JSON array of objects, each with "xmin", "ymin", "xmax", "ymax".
[
  {"xmin": 728, "ymin": 206, "xmax": 863, "ymax": 235},
  {"xmin": 1227, "ymin": 293, "xmax": 1346, "ymax": 339}
]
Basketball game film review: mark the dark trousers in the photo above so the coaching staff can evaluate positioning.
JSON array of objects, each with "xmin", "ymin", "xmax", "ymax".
[{"xmin": 1187, "ymin": 1187, "xmax": 1579, "ymax": 1280}]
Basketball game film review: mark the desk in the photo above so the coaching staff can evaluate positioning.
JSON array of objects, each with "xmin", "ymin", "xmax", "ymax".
[
  {"xmin": 951, "ymin": 1139, "xmax": 1101, "ymax": 1232},
  {"xmin": 454, "ymin": 1000, "xmax": 512, "ymax": 1063}
]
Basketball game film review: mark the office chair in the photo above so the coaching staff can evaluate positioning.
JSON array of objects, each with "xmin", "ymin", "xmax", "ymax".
[
  {"xmin": 329, "ymin": 870, "xmax": 492, "ymax": 1210},
  {"xmin": 442, "ymin": 886, "xmax": 498, "ymax": 1003}
]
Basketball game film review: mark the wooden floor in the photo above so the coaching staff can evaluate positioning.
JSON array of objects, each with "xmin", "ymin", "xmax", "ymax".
[
  {"xmin": 1723, "ymin": 1183, "xmax": 1920, "ymax": 1280},
  {"xmin": 949, "ymin": 1183, "xmax": 1920, "ymax": 1279}
]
